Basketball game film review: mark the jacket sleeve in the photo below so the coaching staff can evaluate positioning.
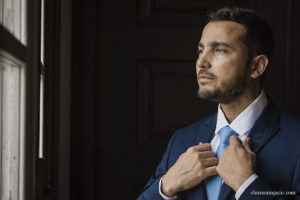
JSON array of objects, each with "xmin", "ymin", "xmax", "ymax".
[
  {"xmin": 137, "ymin": 131, "xmax": 179, "ymax": 200},
  {"xmin": 239, "ymin": 155, "xmax": 300, "ymax": 200}
]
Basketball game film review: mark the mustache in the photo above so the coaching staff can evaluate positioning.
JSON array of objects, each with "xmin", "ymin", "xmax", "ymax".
[{"xmin": 197, "ymin": 68, "xmax": 216, "ymax": 79}]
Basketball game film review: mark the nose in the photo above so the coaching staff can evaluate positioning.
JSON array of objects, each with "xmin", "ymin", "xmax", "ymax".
[{"xmin": 196, "ymin": 51, "xmax": 211, "ymax": 70}]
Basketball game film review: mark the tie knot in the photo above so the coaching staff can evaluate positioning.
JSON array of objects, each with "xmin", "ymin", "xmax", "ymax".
[{"xmin": 219, "ymin": 125, "xmax": 236, "ymax": 145}]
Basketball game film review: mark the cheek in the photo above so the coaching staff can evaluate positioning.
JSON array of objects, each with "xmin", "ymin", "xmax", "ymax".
[
  {"xmin": 212, "ymin": 57, "xmax": 246, "ymax": 79},
  {"xmin": 195, "ymin": 59, "xmax": 201, "ymax": 74}
]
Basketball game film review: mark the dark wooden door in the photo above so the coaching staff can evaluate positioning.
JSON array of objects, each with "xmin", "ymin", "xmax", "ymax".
[
  {"xmin": 96, "ymin": 0, "xmax": 256, "ymax": 199},
  {"xmin": 71, "ymin": 0, "xmax": 300, "ymax": 199}
]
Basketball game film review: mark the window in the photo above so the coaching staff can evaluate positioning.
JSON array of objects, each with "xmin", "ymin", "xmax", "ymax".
[
  {"xmin": 0, "ymin": 0, "xmax": 40, "ymax": 199},
  {"xmin": 0, "ymin": 0, "xmax": 27, "ymax": 199},
  {"xmin": 0, "ymin": 50, "xmax": 25, "ymax": 200},
  {"xmin": 1, "ymin": 0, "xmax": 71, "ymax": 199},
  {"xmin": 0, "ymin": 0, "xmax": 27, "ymax": 44}
]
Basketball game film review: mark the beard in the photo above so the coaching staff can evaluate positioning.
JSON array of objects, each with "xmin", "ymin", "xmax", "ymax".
[{"xmin": 197, "ymin": 69, "xmax": 249, "ymax": 104}]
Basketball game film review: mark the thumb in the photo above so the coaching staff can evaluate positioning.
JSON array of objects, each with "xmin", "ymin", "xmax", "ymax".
[{"xmin": 243, "ymin": 137, "xmax": 255, "ymax": 154}]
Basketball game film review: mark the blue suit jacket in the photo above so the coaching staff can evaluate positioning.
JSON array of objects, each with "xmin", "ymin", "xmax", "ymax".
[{"xmin": 137, "ymin": 101, "xmax": 300, "ymax": 200}]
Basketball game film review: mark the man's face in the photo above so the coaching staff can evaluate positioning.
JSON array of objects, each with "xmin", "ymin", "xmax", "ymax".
[{"xmin": 196, "ymin": 21, "xmax": 250, "ymax": 104}]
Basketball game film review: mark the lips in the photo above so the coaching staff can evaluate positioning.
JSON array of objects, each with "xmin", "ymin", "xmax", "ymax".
[
  {"xmin": 198, "ymin": 74, "xmax": 214, "ymax": 83},
  {"xmin": 199, "ymin": 75, "xmax": 213, "ymax": 79}
]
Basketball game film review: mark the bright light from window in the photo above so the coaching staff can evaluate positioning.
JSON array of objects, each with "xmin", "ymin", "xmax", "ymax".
[
  {"xmin": 0, "ymin": 50, "xmax": 25, "ymax": 200},
  {"xmin": 0, "ymin": 0, "xmax": 27, "ymax": 45}
]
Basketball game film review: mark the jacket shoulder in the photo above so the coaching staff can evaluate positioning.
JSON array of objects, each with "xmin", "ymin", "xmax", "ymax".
[
  {"xmin": 279, "ymin": 112, "xmax": 300, "ymax": 134},
  {"xmin": 280, "ymin": 112, "xmax": 300, "ymax": 124}
]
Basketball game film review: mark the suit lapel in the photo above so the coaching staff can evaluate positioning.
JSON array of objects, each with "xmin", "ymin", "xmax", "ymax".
[
  {"xmin": 247, "ymin": 100, "xmax": 280, "ymax": 154},
  {"xmin": 218, "ymin": 101, "xmax": 281, "ymax": 200},
  {"xmin": 195, "ymin": 114, "xmax": 217, "ymax": 145},
  {"xmin": 188, "ymin": 114, "xmax": 217, "ymax": 200}
]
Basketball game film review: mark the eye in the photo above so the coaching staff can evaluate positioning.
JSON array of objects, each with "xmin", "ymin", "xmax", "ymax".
[
  {"xmin": 197, "ymin": 49, "xmax": 203, "ymax": 55},
  {"xmin": 215, "ymin": 48, "xmax": 228, "ymax": 53}
]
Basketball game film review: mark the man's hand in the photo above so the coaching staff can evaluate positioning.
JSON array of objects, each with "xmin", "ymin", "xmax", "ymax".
[
  {"xmin": 161, "ymin": 143, "xmax": 218, "ymax": 197},
  {"xmin": 216, "ymin": 136, "xmax": 256, "ymax": 192}
]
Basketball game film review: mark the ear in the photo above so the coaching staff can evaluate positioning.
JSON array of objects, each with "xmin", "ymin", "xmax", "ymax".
[{"xmin": 250, "ymin": 55, "xmax": 269, "ymax": 79}]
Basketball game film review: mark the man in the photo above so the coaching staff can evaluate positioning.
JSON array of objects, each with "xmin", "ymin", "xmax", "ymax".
[{"xmin": 137, "ymin": 7, "xmax": 300, "ymax": 200}]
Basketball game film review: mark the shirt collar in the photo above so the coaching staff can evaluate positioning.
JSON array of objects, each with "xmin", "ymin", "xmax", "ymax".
[{"xmin": 215, "ymin": 90, "xmax": 268, "ymax": 136}]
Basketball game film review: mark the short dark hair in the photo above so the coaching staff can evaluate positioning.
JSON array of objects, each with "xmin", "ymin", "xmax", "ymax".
[{"xmin": 208, "ymin": 7, "xmax": 273, "ymax": 60}]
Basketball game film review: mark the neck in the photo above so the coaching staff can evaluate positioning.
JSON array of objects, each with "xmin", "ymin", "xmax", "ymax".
[{"xmin": 220, "ymin": 87, "xmax": 262, "ymax": 123}]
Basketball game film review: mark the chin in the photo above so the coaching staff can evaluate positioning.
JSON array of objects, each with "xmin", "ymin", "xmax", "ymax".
[
  {"xmin": 197, "ymin": 89, "xmax": 217, "ymax": 101},
  {"xmin": 197, "ymin": 89, "xmax": 237, "ymax": 104}
]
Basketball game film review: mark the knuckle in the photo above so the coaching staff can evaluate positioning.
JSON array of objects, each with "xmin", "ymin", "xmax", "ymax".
[
  {"xmin": 218, "ymin": 157, "xmax": 223, "ymax": 165},
  {"xmin": 233, "ymin": 146, "xmax": 239, "ymax": 153},
  {"xmin": 196, "ymin": 153, "xmax": 202, "ymax": 159},
  {"xmin": 207, "ymin": 151, "xmax": 214, "ymax": 157},
  {"xmin": 197, "ymin": 170, "xmax": 204, "ymax": 177},
  {"xmin": 203, "ymin": 143, "xmax": 210, "ymax": 148},
  {"xmin": 179, "ymin": 153, "xmax": 185, "ymax": 158},
  {"xmin": 212, "ymin": 157, "xmax": 218, "ymax": 164},
  {"xmin": 204, "ymin": 143, "xmax": 212, "ymax": 150},
  {"xmin": 187, "ymin": 146, "xmax": 195, "ymax": 152},
  {"xmin": 216, "ymin": 165, "xmax": 220, "ymax": 172},
  {"xmin": 198, "ymin": 161, "xmax": 203, "ymax": 168},
  {"xmin": 223, "ymin": 148, "xmax": 229, "ymax": 155}
]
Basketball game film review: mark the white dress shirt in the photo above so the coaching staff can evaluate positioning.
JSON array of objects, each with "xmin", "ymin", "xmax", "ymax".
[{"xmin": 159, "ymin": 91, "xmax": 268, "ymax": 200}]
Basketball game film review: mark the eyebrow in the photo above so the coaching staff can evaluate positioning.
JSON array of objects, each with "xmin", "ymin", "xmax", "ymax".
[{"xmin": 198, "ymin": 41, "xmax": 232, "ymax": 49}]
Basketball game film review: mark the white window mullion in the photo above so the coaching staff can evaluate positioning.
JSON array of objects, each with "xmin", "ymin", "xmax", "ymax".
[
  {"xmin": 19, "ymin": 62, "xmax": 25, "ymax": 200},
  {"xmin": 38, "ymin": 0, "xmax": 45, "ymax": 159},
  {"xmin": 38, "ymin": 73, "xmax": 44, "ymax": 159},
  {"xmin": 0, "ymin": 61, "xmax": 3, "ymax": 199}
]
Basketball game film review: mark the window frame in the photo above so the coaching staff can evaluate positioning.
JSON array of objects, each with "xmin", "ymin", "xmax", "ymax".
[
  {"xmin": 0, "ymin": 0, "xmax": 71, "ymax": 199},
  {"xmin": 0, "ymin": 0, "xmax": 41, "ymax": 199}
]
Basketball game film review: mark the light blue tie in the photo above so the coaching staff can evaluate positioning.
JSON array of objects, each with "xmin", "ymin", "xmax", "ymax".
[{"xmin": 206, "ymin": 126, "xmax": 237, "ymax": 200}]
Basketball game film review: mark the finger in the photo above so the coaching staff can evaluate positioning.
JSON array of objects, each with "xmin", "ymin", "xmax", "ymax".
[
  {"xmin": 198, "ymin": 151, "xmax": 216, "ymax": 159},
  {"xmin": 243, "ymin": 137, "xmax": 255, "ymax": 154},
  {"xmin": 204, "ymin": 166, "xmax": 217, "ymax": 177},
  {"xmin": 193, "ymin": 143, "xmax": 212, "ymax": 151},
  {"xmin": 202, "ymin": 157, "xmax": 218, "ymax": 167},
  {"xmin": 243, "ymin": 137, "xmax": 251, "ymax": 146},
  {"xmin": 229, "ymin": 135, "xmax": 243, "ymax": 148}
]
